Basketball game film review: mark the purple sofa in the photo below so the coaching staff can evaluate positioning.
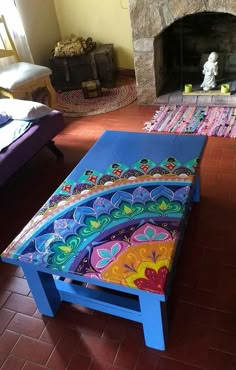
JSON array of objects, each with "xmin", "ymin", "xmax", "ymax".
[{"xmin": 0, "ymin": 110, "xmax": 64, "ymax": 186}]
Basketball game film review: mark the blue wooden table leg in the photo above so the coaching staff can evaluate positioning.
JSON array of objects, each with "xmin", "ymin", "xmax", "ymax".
[
  {"xmin": 21, "ymin": 264, "xmax": 61, "ymax": 316},
  {"xmin": 139, "ymin": 293, "xmax": 167, "ymax": 350},
  {"xmin": 192, "ymin": 174, "xmax": 201, "ymax": 202}
]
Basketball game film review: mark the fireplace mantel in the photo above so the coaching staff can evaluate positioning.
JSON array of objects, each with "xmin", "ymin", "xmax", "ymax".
[{"xmin": 128, "ymin": 0, "xmax": 236, "ymax": 104}]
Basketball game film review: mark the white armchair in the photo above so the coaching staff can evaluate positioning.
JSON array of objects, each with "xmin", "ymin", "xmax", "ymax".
[{"xmin": 0, "ymin": 15, "xmax": 56, "ymax": 108}]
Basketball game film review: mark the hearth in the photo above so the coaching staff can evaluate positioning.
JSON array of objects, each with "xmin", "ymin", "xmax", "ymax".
[
  {"xmin": 129, "ymin": 0, "xmax": 236, "ymax": 105},
  {"xmin": 161, "ymin": 12, "xmax": 236, "ymax": 93}
]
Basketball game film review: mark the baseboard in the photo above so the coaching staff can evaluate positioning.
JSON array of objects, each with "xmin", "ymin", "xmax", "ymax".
[{"xmin": 116, "ymin": 68, "xmax": 135, "ymax": 78}]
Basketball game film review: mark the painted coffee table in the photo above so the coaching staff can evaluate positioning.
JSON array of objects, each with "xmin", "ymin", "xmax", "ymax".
[{"xmin": 1, "ymin": 131, "xmax": 207, "ymax": 350}]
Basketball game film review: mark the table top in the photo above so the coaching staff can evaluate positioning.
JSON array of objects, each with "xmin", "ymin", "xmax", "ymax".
[{"xmin": 1, "ymin": 131, "xmax": 207, "ymax": 295}]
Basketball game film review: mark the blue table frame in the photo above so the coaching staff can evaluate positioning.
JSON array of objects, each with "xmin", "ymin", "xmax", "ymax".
[{"xmin": 1, "ymin": 131, "xmax": 207, "ymax": 350}]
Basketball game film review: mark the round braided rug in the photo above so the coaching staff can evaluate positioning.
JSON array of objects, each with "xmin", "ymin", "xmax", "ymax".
[{"xmin": 56, "ymin": 78, "xmax": 137, "ymax": 117}]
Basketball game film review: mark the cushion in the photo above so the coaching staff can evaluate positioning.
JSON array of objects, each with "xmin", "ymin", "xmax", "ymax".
[
  {"xmin": 0, "ymin": 62, "xmax": 52, "ymax": 89},
  {"xmin": 0, "ymin": 99, "xmax": 52, "ymax": 120},
  {"xmin": 0, "ymin": 112, "xmax": 11, "ymax": 126}
]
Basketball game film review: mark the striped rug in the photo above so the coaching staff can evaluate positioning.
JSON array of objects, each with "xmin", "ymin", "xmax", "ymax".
[{"xmin": 144, "ymin": 105, "xmax": 236, "ymax": 138}]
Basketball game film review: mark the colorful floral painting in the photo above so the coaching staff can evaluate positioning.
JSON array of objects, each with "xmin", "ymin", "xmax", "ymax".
[{"xmin": 2, "ymin": 157, "xmax": 198, "ymax": 294}]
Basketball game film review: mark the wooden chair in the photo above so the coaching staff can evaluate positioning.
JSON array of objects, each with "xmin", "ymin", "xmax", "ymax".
[{"xmin": 0, "ymin": 15, "xmax": 56, "ymax": 108}]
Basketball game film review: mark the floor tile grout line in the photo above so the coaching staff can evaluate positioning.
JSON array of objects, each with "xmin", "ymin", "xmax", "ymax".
[
  {"xmin": 7, "ymin": 333, "xmax": 56, "ymax": 367},
  {"xmin": 160, "ymin": 354, "xmax": 208, "ymax": 370},
  {"xmin": 177, "ymin": 297, "xmax": 236, "ymax": 315},
  {"xmin": 0, "ymin": 353, "xmax": 26, "ymax": 370},
  {"xmin": 45, "ymin": 330, "xmax": 71, "ymax": 369}
]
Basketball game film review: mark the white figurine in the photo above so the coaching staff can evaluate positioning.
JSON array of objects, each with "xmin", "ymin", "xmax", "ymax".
[{"xmin": 201, "ymin": 52, "xmax": 218, "ymax": 91}]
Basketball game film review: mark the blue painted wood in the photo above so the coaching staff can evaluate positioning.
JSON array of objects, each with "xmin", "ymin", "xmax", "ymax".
[
  {"xmin": 139, "ymin": 293, "xmax": 167, "ymax": 350},
  {"xmin": 56, "ymin": 280, "xmax": 142, "ymax": 322},
  {"xmin": 193, "ymin": 174, "xmax": 201, "ymax": 202},
  {"xmin": 68, "ymin": 131, "xmax": 207, "ymax": 181},
  {"xmin": 1, "ymin": 132, "xmax": 208, "ymax": 351},
  {"xmin": 22, "ymin": 264, "xmax": 61, "ymax": 316},
  {"xmin": 13, "ymin": 262, "xmax": 164, "ymax": 302}
]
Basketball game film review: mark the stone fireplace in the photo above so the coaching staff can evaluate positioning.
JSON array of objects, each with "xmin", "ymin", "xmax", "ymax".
[{"xmin": 129, "ymin": 0, "xmax": 236, "ymax": 105}]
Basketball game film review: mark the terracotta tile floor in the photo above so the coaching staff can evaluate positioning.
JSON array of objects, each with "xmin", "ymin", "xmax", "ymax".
[{"xmin": 1, "ymin": 101, "xmax": 236, "ymax": 369}]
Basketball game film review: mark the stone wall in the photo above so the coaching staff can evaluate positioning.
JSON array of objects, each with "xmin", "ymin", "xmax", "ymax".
[{"xmin": 128, "ymin": 0, "xmax": 236, "ymax": 104}]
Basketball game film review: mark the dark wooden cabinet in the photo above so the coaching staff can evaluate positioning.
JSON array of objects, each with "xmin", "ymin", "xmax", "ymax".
[{"xmin": 49, "ymin": 44, "xmax": 116, "ymax": 91}]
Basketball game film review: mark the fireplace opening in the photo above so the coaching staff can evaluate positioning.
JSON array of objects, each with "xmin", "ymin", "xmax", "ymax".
[{"xmin": 156, "ymin": 12, "xmax": 236, "ymax": 95}]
